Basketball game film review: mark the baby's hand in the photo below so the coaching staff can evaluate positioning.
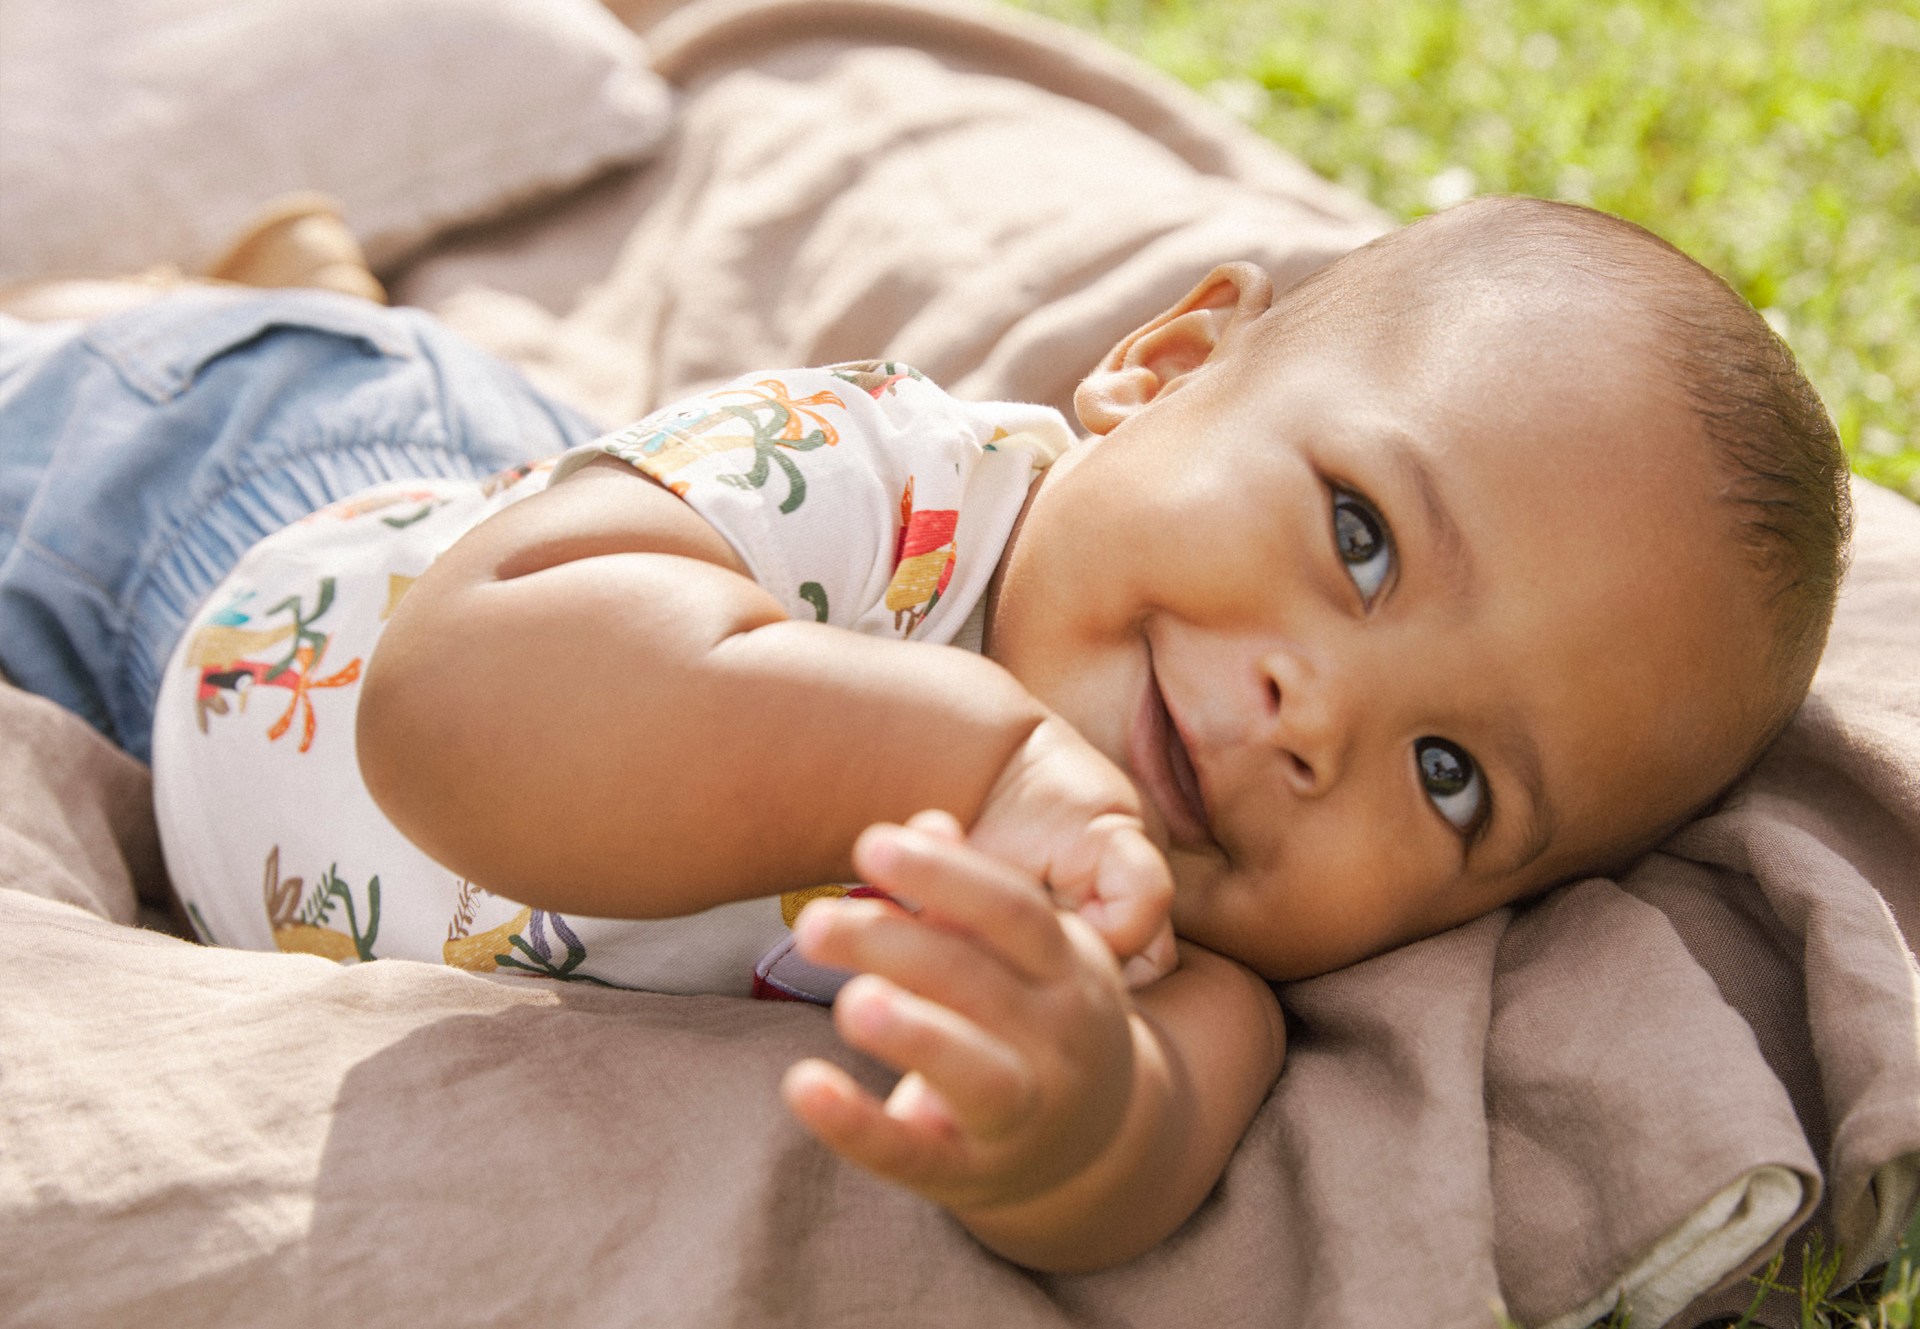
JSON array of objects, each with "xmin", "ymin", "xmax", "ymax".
[
  {"xmin": 972, "ymin": 716, "xmax": 1176, "ymax": 987},
  {"xmin": 781, "ymin": 812, "xmax": 1141, "ymax": 1218}
]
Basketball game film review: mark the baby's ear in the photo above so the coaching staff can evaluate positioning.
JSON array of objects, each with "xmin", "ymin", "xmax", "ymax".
[{"xmin": 1074, "ymin": 262, "xmax": 1273, "ymax": 435}]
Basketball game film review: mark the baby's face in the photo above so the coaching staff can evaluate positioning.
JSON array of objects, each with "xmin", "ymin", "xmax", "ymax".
[{"xmin": 986, "ymin": 289, "xmax": 1774, "ymax": 980}]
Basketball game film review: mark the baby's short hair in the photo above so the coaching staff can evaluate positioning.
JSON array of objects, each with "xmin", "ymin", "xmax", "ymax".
[{"xmin": 1269, "ymin": 196, "xmax": 1852, "ymax": 753}]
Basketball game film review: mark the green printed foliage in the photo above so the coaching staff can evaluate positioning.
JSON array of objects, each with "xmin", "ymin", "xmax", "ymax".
[
  {"xmin": 799, "ymin": 581, "xmax": 830, "ymax": 621},
  {"xmin": 298, "ymin": 864, "xmax": 381, "ymax": 961},
  {"xmin": 710, "ymin": 400, "xmax": 833, "ymax": 514},
  {"xmin": 263, "ymin": 575, "xmax": 338, "ymax": 682},
  {"xmin": 493, "ymin": 910, "xmax": 613, "ymax": 986}
]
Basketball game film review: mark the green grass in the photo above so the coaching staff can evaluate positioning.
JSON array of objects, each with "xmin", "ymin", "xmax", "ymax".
[
  {"xmin": 1482, "ymin": 1209, "xmax": 1920, "ymax": 1326},
  {"xmin": 1002, "ymin": 0, "xmax": 1920, "ymax": 501}
]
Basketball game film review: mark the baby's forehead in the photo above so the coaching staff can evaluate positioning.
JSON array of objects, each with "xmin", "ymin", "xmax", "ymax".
[
  {"xmin": 1245, "ymin": 288, "xmax": 1687, "ymax": 467},
  {"xmin": 1291, "ymin": 218, "xmax": 1681, "ymax": 360}
]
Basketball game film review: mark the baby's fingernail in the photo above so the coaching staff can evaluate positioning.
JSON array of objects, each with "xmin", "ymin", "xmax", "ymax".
[
  {"xmin": 847, "ymin": 992, "xmax": 890, "ymax": 1037},
  {"xmin": 855, "ymin": 823, "xmax": 907, "ymax": 875},
  {"xmin": 791, "ymin": 901, "xmax": 828, "ymax": 945},
  {"xmin": 905, "ymin": 808, "xmax": 960, "ymax": 839},
  {"xmin": 838, "ymin": 975, "xmax": 895, "ymax": 1032}
]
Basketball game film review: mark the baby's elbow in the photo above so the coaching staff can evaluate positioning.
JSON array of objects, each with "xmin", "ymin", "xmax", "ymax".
[
  {"xmin": 354, "ymin": 586, "xmax": 498, "ymax": 867},
  {"xmin": 355, "ymin": 618, "xmax": 441, "ymax": 844},
  {"xmin": 354, "ymin": 581, "xmax": 594, "ymax": 904}
]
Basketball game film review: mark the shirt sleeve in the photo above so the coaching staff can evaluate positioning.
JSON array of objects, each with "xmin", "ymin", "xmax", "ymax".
[{"xmin": 546, "ymin": 363, "xmax": 1064, "ymax": 641}]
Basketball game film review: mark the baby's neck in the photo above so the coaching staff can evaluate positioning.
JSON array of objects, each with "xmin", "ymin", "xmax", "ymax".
[{"xmin": 980, "ymin": 466, "xmax": 1056, "ymax": 660}]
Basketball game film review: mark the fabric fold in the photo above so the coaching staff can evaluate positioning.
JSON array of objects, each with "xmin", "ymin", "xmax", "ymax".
[{"xmin": 1487, "ymin": 879, "xmax": 1822, "ymax": 1326}]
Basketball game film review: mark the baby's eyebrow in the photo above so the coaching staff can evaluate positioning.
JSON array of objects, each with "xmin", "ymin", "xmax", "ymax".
[{"xmin": 1379, "ymin": 434, "xmax": 1474, "ymax": 597}]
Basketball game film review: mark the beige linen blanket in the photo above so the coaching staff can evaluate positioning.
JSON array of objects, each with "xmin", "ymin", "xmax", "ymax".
[{"xmin": 1, "ymin": 1, "xmax": 1915, "ymax": 1325}]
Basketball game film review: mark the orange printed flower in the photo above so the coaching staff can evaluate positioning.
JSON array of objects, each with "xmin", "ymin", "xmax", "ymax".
[
  {"xmin": 739, "ymin": 379, "xmax": 845, "ymax": 443},
  {"xmin": 264, "ymin": 641, "xmax": 364, "ymax": 753}
]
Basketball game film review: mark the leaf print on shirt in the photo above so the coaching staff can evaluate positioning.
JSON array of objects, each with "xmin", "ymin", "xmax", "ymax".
[
  {"xmin": 444, "ymin": 880, "xmax": 610, "ymax": 985},
  {"xmin": 490, "ymin": 909, "xmax": 612, "ymax": 985},
  {"xmin": 599, "ymin": 378, "xmax": 845, "ymax": 514},
  {"xmin": 884, "ymin": 475, "xmax": 958, "ymax": 638},
  {"xmin": 187, "ymin": 577, "xmax": 362, "ymax": 751},
  {"xmin": 299, "ymin": 487, "xmax": 450, "ymax": 529},
  {"xmin": 798, "ymin": 581, "xmax": 829, "ymax": 622},
  {"xmin": 262, "ymin": 845, "xmax": 380, "ymax": 962},
  {"xmin": 830, "ymin": 360, "xmax": 925, "ymax": 398}
]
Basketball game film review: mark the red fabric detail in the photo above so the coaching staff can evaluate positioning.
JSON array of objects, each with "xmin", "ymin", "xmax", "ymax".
[
  {"xmin": 751, "ymin": 974, "xmax": 811, "ymax": 1002},
  {"xmin": 898, "ymin": 509, "xmax": 959, "ymax": 559}
]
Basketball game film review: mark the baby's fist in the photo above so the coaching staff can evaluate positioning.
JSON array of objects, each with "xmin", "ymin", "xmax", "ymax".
[
  {"xmin": 968, "ymin": 718, "xmax": 1177, "ymax": 985},
  {"xmin": 1043, "ymin": 812, "xmax": 1175, "ymax": 987}
]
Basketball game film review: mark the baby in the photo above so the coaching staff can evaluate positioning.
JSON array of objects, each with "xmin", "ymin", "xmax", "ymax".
[{"xmin": 0, "ymin": 197, "xmax": 1849, "ymax": 1273}]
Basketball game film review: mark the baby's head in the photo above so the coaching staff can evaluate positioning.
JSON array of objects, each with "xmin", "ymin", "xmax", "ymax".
[{"xmin": 986, "ymin": 195, "xmax": 1851, "ymax": 980}]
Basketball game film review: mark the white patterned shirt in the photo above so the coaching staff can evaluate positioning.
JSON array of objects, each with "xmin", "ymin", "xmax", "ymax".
[{"xmin": 153, "ymin": 363, "xmax": 1073, "ymax": 998}]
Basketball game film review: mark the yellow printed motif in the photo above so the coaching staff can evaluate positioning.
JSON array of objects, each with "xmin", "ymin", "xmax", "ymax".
[
  {"xmin": 882, "ymin": 476, "xmax": 958, "ymax": 638},
  {"xmin": 780, "ymin": 884, "xmax": 851, "ymax": 927},
  {"xmin": 444, "ymin": 907, "xmax": 536, "ymax": 972},
  {"xmin": 185, "ymin": 620, "xmax": 295, "ymax": 669},
  {"xmin": 382, "ymin": 573, "xmax": 416, "ymax": 620}
]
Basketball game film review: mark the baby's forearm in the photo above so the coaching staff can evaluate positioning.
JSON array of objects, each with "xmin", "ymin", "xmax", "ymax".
[
  {"xmin": 359, "ymin": 469, "xmax": 1053, "ymax": 917},
  {"xmin": 953, "ymin": 945, "xmax": 1286, "ymax": 1272}
]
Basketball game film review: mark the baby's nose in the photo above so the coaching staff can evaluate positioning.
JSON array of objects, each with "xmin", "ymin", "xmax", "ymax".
[{"xmin": 1257, "ymin": 644, "xmax": 1352, "ymax": 796}]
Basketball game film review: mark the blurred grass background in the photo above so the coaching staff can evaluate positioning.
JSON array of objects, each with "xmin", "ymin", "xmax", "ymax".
[{"xmin": 1005, "ymin": 0, "xmax": 1920, "ymax": 501}]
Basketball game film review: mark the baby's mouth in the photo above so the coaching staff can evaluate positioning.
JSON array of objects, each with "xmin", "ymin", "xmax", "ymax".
[{"xmin": 1130, "ymin": 654, "xmax": 1212, "ymax": 850}]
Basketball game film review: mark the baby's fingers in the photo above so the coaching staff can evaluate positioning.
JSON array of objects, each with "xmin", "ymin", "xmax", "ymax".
[
  {"xmin": 781, "ymin": 1059, "xmax": 968, "ymax": 1194},
  {"xmin": 851, "ymin": 822, "xmax": 1073, "ymax": 982},
  {"xmin": 1070, "ymin": 815, "xmax": 1175, "ymax": 967},
  {"xmin": 1120, "ymin": 919, "xmax": 1179, "ymax": 989},
  {"xmin": 904, "ymin": 807, "xmax": 966, "ymax": 842},
  {"xmin": 834, "ymin": 973, "xmax": 1035, "ymax": 1137}
]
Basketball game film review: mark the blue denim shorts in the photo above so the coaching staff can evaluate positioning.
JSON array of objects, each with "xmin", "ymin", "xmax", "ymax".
[{"xmin": 0, "ymin": 288, "xmax": 598, "ymax": 762}]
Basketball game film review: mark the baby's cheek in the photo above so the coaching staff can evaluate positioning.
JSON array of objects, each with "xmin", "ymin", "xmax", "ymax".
[{"xmin": 1209, "ymin": 834, "xmax": 1443, "ymax": 979}]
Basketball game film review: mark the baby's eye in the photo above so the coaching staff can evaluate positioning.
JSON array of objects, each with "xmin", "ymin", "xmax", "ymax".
[
  {"xmin": 1332, "ymin": 491, "xmax": 1393, "ymax": 602},
  {"xmin": 1416, "ymin": 738, "xmax": 1486, "ymax": 834}
]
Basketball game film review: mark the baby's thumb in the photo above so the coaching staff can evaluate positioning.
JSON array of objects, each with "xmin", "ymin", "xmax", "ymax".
[{"xmin": 1121, "ymin": 922, "xmax": 1179, "ymax": 990}]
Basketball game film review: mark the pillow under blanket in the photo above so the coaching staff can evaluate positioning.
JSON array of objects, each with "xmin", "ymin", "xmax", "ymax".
[{"xmin": 0, "ymin": 0, "xmax": 674, "ymax": 284}]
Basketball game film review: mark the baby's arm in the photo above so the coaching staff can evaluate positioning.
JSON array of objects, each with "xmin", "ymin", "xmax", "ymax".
[
  {"xmin": 359, "ymin": 458, "xmax": 1162, "ymax": 958},
  {"xmin": 788, "ymin": 813, "xmax": 1286, "ymax": 1271}
]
